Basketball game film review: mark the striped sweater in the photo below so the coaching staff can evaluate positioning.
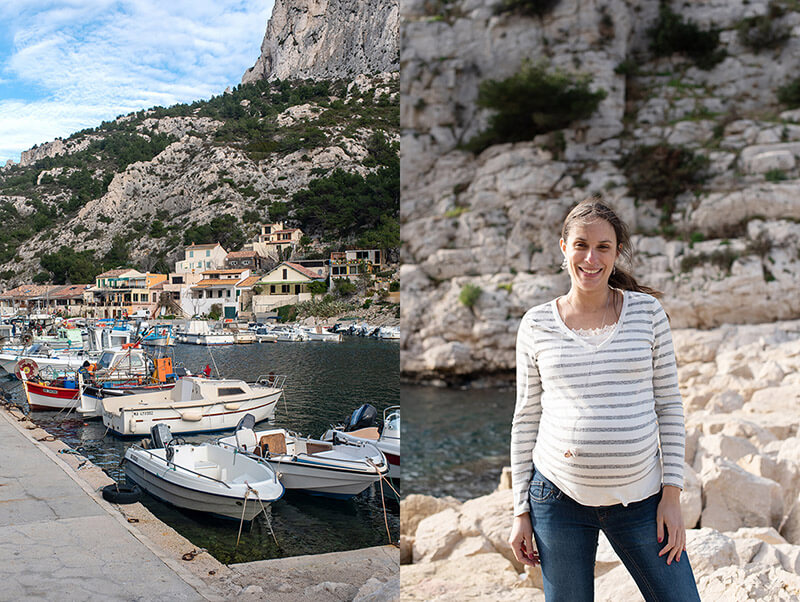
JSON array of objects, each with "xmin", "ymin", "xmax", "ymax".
[{"xmin": 510, "ymin": 290, "xmax": 685, "ymax": 515}]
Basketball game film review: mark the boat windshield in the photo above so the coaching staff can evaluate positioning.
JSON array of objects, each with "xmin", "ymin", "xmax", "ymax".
[{"xmin": 97, "ymin": 351, "xmax": 115, "ymax": 369}]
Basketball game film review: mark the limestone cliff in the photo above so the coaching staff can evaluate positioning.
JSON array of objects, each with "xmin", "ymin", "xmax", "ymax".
[
  {"xmin": 401, "ymin": 0, "xmax": 800, "ymax": 379},
  {"xmin": 242, "ymin": 0, "xmax": 399, "ymax": 83}
]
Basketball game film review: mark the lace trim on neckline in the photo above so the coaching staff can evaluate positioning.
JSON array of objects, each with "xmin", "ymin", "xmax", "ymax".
[{"xmin": 572, "ymin": 322, "xmax": 617, "ymax": 337}]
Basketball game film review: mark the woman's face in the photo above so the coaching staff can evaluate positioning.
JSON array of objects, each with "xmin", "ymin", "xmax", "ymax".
[{"xmin": 560, "ymin": 219, "xmax": 620, "ymax": 293}]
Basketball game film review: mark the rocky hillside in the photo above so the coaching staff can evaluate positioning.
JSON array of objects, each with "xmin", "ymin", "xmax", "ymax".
[
  {"xmin": 243, "ymin": 0, "xmax": 399, "ymax": 83},
  {"xmin": 0, "ymin": 0, "xmax": 399, "ymax": 286},
  {"xmin": 400, "ymin": 0, "xmax": 800, "ymax": 379}
]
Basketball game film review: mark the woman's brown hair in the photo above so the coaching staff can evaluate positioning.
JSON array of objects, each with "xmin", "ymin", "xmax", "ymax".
[{"xmin": 561, "ymin": 196, "xmax": 662, "ymax": 298}]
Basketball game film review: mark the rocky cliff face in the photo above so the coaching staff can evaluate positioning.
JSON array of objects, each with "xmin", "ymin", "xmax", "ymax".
[
  {"xmin": 401, "ymin": 0, "xmax": 800, "ymax": 379},
  {"xmin": 242, "ymin": 0, "xmax": 399, "ymax": 83}
]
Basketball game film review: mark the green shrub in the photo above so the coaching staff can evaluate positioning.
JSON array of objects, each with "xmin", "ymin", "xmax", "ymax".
[
  {"xmin": 459, "ymin": 283, "xmax": 482, "ymax": 308},
  {"xmin": 208, "ymin": 303, "xmax": 222, "ymax": 321},
  {"xmin": 465, "ymin": 60, "xmax": 606, "ymax": 153},
  {"xmin": 308, "ymin": 280, "xmax": 329, "ymax": 296},
  {"xmin": 648, "ymin": 3, "xmax": 725, "ymax": 70},
  {"xmin": 362, "ymin": 299, "xmax": 373, "ymax": 309},
  {"xmin": 494, "ymin": 0, "xmax": 560, "ymax": 16},
  {"xmin": 617, "ymin": 144, "xmax": 709, "ymax": 219},
  {"xmin": 680, "ymin": 248, "xmax": 739, "ymax": 273},
  {"xmin": 737, "ymin": 6, "xmax": 790, "ymax": 52},
  {"xmin": 276, "ymin": 304, "xmax": 298, "ymax": 323},
  {"xmin": 389, "ymin": 281, "xmax": 400, "ymax": 292},
  {"xmin": 778, "ymin": 76, "xmax": 800, "ymax": 108},
  {"xmin": 334, "ymin": 278, "xmax": 357, "ymax": 297},
  {"xmin": 765, "ymin": 169, "xmax": 788, "ymax": 182}
]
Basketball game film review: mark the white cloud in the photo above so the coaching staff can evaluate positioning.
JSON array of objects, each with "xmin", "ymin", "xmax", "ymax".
[{"xmin": 0, "ymin": 0, "xmax": 273, "ymax": 163}]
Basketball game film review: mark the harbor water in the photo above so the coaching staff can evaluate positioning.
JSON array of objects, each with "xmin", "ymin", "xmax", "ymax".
[
  {"xmin": 402, "ymin": 384, "xmax": 514, "ymax": 501},
  {"xmin": 5, "ymin": 339, "xmax": 399, "ymax": 564}
]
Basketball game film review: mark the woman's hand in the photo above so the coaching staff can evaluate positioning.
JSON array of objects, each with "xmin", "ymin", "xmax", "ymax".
[
  {"xmin": 656, "ymin": 485, "xmax": 685, "ymax": 565},
  {"xmin": 508, "ymin": 512, "xmax": 540, "ymax": 567}
]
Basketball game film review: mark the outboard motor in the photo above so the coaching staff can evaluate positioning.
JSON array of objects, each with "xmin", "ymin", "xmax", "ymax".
[
  {"xmin": 344, "ymin": 404, "xmax": 378, "ymax": 432},
  {"xmin": 150, "ymin": 423, "xmax": 173, "ymax": 449},
  {"xmin": 235, "ymin": 413, "xmax": 256, "ymax": 432}
]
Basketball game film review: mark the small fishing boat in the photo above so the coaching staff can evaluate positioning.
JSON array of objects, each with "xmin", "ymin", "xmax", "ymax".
[
  {"xmin": 216, "ymin": 414, "xmax": 388, "ymax": 499},
  {"xmin": 100, "ymin": 374, "xmax": 286, "ymax": 436},
  {"xmin": 299, "ymin": 325, "xmax": 343, "ymax": 342},
  {"xmin": 179, "ymin": 321, "xmax": 235, "ymax": 345},
  {"xmin": 123, "ymin": 424, "xmax": 283, "ymax": 520},
  {"xmin": 321, "ymin": 404, "xmax": 401, "ymax": 480}
]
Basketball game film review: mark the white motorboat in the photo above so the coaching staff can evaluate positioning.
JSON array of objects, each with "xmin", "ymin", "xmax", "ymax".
[
  {"xmin": 299, "ymin": 326, "xmax": 343, "ymax": 342},
  {"xmin": 322, "ymin": 404, "xmax": 401, "ymax": 480},
  {"xmin": 124, "ymin": 424, "xmax": 283, "ymax": 520},
  {"xmin": 179, "ymin": 321, "xmax": 235, "ymax": 345},
  {"xmin": 375, "ymin": 326, "xmax": 400, "ymax": 340},
  {"xmin": 0, "ymin": 344, "xmax": 96, "ymax": 377},
  {"xmin": 216, "ymin": 414, "xmax": 388, "ymax": 499},
  {"xmin": 101, "ymin": 374, "xmax": 286, "ymax": 436}
]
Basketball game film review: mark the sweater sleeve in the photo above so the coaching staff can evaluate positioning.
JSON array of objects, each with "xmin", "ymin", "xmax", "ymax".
[
  {"xmin": 651, "ymin": 299, "xmax": 685, "ymax": 490},
  {"xmin": 510, "ymin": 313, "xmax": 543, "ymax": 516}
]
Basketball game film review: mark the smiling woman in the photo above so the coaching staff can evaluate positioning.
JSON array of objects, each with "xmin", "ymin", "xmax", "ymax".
[{"xmin": 0, "ymin": 0, "xmax": 273, "ymax": 164}]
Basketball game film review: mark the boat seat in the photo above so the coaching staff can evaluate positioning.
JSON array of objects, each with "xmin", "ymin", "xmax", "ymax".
[
  {"xmin": 259, "ymin": 433, "xmax": 286, "ymax": 456},
  {"xmin": 235, "ymin": 428, "xmax": 259, "ymax": 454},
  {"xmin": 346, "ymin": 426, "xmax": 380, "ymax": 440},
  {"xmin": 305, "ymin": 442, "xmax": 333, "ymax": 455}
]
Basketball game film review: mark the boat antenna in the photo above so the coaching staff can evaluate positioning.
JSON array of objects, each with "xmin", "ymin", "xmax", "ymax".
[{"xmin": 206, "ymin": 346, "xmax": 220, "ymax": 378}]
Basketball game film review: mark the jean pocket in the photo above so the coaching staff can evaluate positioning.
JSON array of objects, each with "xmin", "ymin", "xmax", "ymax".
[{"xmin": 529, "ymin": 479, "xmax": 559, "ymax": 503}]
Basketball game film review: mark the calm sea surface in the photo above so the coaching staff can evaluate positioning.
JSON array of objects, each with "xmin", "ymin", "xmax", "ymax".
[
  {"xmin": 401, "ymin": 384, "xmax": 514, "ymax": 501},
  {"xmin": 4, "ymin": 339, "xmax": 399, "ymax": 564}
]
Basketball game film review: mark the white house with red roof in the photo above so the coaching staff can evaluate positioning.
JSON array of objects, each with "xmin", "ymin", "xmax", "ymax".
[
  {"xmin": 188, "ymin": 269, "xmax": 252, "ymax": 319},
  {"xmin": 249, "ymin": 222, "xmax": 304, "ymax": 261},
  {"xmin": 252, "ymin": 261, "xmax": 326, "ymax": 314}
]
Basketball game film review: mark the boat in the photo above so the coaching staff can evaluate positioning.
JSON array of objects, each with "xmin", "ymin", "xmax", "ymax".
[
  {"xmin": 178, "ymin": 321, "xmax": 235, "ymax": 345},
  {"xmin": 321, "ymin": 404, "xmax": 401, "ymax": 480},
  {"xmin": 375, "ymin": 326, "xmax": 400, "ymax": 340},
  {"xmin": 21, "ymin": 349, "xmax": 184, "ymax": 412},
  {"xmin": 0, "ymin": 344, "xmax": 96, "ymax": 377},
  {"xmin": 100, "ymin": 374, "xmax": 286, "ymax": 436},
  {"xmin": 140, "ymin": 324, "xmax": 174, "ymax": 347},
  {"xmin": 299, "ymin": 325, "xmax": 343, "ymax": 342},
  {"xmin": 123, "ymin": 424, "xmax": 284, "ymax": 520},
  {"xmin": 216, "ymin": 414, "xmax": 388, "ymax": 499}
]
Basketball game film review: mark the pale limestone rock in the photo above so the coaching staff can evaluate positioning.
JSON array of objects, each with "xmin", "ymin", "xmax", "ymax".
[
  {"xmin": 700, "ymin": 459, "xmax": 783, "ymax": 532},
  {"xmin": 497, "ymin": 466, "xmax": 512, "ymax": 491},
  {"xmin": 400, "ymin": 554, "xmax": 539, "ymax": 602},
  {"xmin": 685, "ymin": 528, "xmax": 739, "ymax": 576},
  {"xmin": 400, "ymin": 494, "xmax": 462, "ymax": 536},
  {"xmin": 595, "ymin": 564, "xmax": 643, "ymax": 602},
  {"xmin": 696, "ymin": 564, "xmax": 800, "ymax": 601},
  {"xmin": 742, "ymin": 150, "xmax": 796, "ymax": 174},
  {"xmin": 694, "ymin": 434, "xmax": 759, "ymax": 471},
  {"xmin": 731, "ymin": 527, "xmax": 788, "ymax": 545},
  {"xmin": 459, "ymin": 490, "xmax": 514, "ymax": 566},
  {"xmin": 683, "ymin": 464, "xmax": 703, "ymax": 529},
  {"xmin": 413, "ymin": 508, "xmax": 462, "ymax": 563},
  {"xmin": 242, "ymin": 0, "xmax": 398, "ymax": 83}
]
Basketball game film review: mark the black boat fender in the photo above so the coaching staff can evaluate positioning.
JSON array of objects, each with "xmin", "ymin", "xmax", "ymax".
[{"xmin": 102, "ymin": 482, "xmax": 142, "ymax": 504}]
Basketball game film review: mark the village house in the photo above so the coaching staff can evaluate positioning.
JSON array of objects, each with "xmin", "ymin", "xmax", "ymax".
[
  {"xmin": 248, "ymin": 222, "xmax": 304, "ymax": 261},
  {"xmin": 252, "ymin": 261, "xmax": 326, "ymax": 317},
  {"xmin": 329, "ymin": 249, "xmax": 385, "ymax": 283},
  {"xmin": 0, "ymin": 284, "xmax": 85, "ymax": 316},
  {"xmin": 174, "ymin": 243, "xmax": 228, "ymax": 274},
  {"xmin": 224, "ymin": 250, "xmax": 269, "ymax": 272},
  {"xmin": 188, "ymin": 269, "xmax": 252, "ymax": 320},
  {"xmin": 87, "ymin": 269, "xmax": 167, "ymax": 319}
]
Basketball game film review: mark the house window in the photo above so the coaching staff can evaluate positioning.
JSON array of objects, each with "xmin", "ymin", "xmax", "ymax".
[
  {"xmin": 218, "ymin": 290, "xmax": 223, "ymax": 298},
  {"xmin": 206, "ymin": 250, "xmax": 210, "ymax": 257},
  {"xmin": 282, "ymin": 269, "xmax": 287, "ymax": 280},
  {"xmin": 236, "ymin": 290, "xmax": 240, "ymax": 297},
  {"xmin": 270, "ymin": 285, "xmax": 275, "ymax": 294},
  {"xmin": 295, "ymin": 284, "xmax": 300, "ymax": 294},
  {"xmin": 281, "ymin": 285, "xmax": 289, "ymax": 293},
  {"xmin": 133, "ymin": 294, "xmax": 139, "ymax": 302},
  {"xmin": 173, "ymin": 276, "xmax": 183, "ymax": 284},
  {"xmin": 189, "ymin": 251, "xmax": 194, "ymax": 258},
  {"xmin": 142, "ymin": 294, "xmax": 149, "ymax": 302},
  {"xmin": 226, "ymin": 290, "xmax": 231, "ymax": 297}
]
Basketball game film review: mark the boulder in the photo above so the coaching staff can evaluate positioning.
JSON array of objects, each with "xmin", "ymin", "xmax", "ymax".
[
  {"xmin": 459, "ymin": 489, "xmax": 514, "ymax": 563},
  {"xmin": 413, "ymin": 508, "xmax": 462, "ymax": 563},
  {"xmin": 401, "ymin": 494, "xmax": 462, "ymax": 536},
  {"xmin": 700, "ymin": 459, "xmax": 783, "ymax": 532},
  {"xmin": 685, "ymin": 528, "xmax": 739, "ymax": 576},
  {"xmin": 682, "ymin": 464, "xmax": 703, "ymax": 529},
  {"xmin": 697, "ymin": 564, "xmax": 800, "ymax": 601}
]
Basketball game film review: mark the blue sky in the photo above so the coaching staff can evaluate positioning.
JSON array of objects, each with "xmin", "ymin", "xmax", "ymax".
[{"xmin": 0, "ymin": 0, "xmax": 274, "ymax": 164}]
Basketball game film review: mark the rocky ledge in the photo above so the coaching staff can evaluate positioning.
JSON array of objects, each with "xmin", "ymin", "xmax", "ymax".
[{"xmin": 401, "ymin": 319, "xmax": 800, "ymax": 600}]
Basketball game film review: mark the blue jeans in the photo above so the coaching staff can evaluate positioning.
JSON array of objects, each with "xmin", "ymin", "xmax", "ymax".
[{"xmin": 529, "ymin": 468, "xmax": 701, "ymax": 602}]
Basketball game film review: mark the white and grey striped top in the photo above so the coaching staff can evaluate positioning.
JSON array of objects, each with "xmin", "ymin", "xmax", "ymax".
[{"xmin": 511, "ymin": 290, "xmax": 685, "ymax": 515}]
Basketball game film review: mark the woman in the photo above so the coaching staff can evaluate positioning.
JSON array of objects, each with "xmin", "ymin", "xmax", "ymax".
[{"xmin": 508, "ymin": 199, "xmax": 700, "ymax": 601}]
